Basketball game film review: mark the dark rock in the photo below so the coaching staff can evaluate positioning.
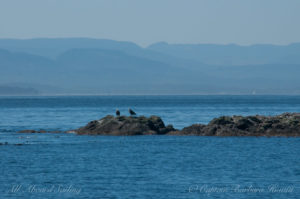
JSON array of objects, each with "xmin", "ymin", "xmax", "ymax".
[
  {"xmin": 17, "ymin": 129, "xmax": 63, "ymax": 134},
  {"xmin": 18, "ymin": 130, "xmax": 38, "ymax": 133},
  {"xmin": 180, "ymin": 113, "xmax": 300, "ymax": 137},
  {"xmin": 17, "ymin": 113, "xmax": 300, "ymax": 137},
  {"xmin": 235, "ymin": 118, "xmax": 254, "ymax": 130},
  {"xmin": 161, "ymin": 125, "xmax": 178, "ymax": 134},
  {"xmin": 14, "ymin": 143, "xmax": 24, "ymax": 146},
  {"xmin": 247, "ymin": 116, "xmax": 262, "ymax": 123},
  {"xmin": 177, "ymin": 124, "xmax": 206, "ymax": 135},
  {"xmin": 75, "ymin": 115, "xmax": 175, "ymax": 135},
  {"xmin": 209, "ymin": 116, "xmax": 233, "ymax": 125}
]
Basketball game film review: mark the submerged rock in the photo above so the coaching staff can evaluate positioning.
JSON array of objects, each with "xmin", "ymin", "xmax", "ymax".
[
  {"xmin": 176, "ymin": 113, "xmax": 300, "ymax": 137},
  {"xmin": 17, "ymin": 129, "xmax": 63, "ymax": 134},
  {"xmin": 18, "ymin": 130, "xmax": 39, "ymax": 133},
  {"xmin": 75, "ymin": 115, "xmax": 176, "ymax": 135}
]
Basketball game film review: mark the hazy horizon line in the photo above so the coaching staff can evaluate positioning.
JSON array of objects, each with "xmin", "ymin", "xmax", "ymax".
[
  {"xmin": 0, "ymin": 37, "xmax": 300, "ymax": 48},
  {"xmin": 1, "ymin": 93, "xmax": 300, "ymax": 97}
]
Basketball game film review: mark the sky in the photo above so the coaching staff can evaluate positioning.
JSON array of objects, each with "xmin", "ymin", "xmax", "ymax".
[{"xmin": 0, "ymin": 0, "xmax": 300, "ymax": 47}]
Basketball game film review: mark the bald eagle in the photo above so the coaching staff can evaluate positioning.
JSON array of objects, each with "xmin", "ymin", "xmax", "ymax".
[{"xmin": 129, "ymin": 108, "xmax": 136, "ymax": 116}]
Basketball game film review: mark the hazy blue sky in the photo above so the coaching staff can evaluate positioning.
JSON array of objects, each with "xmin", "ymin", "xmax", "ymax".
[{"xmin": 0, "ymin": 0, "xmax": 299, "ymax": 46}]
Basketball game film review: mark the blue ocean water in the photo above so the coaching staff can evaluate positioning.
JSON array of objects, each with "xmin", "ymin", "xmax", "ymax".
[{"xmin": 0, "ymin": 95, "xmax": 300, "ymax": 198}]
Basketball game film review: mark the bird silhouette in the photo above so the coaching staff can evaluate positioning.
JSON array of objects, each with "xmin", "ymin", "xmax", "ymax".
[
  {"xmin": 116, "ymin": 109, "xmax": 120, "ymax": 116},
  {"xmin": 129, "ymin": 108, "xmax": 136, "ymax": 116}
]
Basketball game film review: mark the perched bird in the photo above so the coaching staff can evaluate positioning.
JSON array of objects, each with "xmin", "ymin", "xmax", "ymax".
[
  {"xmin": 116, "ymin": 109, "xmax": 120, "ymax": 116},
  {"xmin": 129, "ymin": 108, "xmax": 136, "ymax": 116}
]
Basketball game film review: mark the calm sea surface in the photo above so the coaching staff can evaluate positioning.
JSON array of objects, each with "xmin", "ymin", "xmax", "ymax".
[{"xmin": 0, "ymin": 95, "xmax": 300, "ymax": 198}]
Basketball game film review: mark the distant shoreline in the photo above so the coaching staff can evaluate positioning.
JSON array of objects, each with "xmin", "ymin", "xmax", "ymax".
[{"xmin": 1, "ymin": 94, "xmax": 300, "ymax": 97}]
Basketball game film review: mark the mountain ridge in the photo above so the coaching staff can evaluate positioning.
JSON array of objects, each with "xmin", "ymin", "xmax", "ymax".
[{"xmin": 0, "ymin": 38, "xmax": 299, "ymax": 95}]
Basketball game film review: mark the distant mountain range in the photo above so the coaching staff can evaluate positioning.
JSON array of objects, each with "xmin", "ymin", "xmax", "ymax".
[
  {"xmin": 148, "ymin": 42, "xmax": 300, "ymax": 65},
  {"xmin": 0, "ymin": 38, "xmax": 299, "ymax": 95}
]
